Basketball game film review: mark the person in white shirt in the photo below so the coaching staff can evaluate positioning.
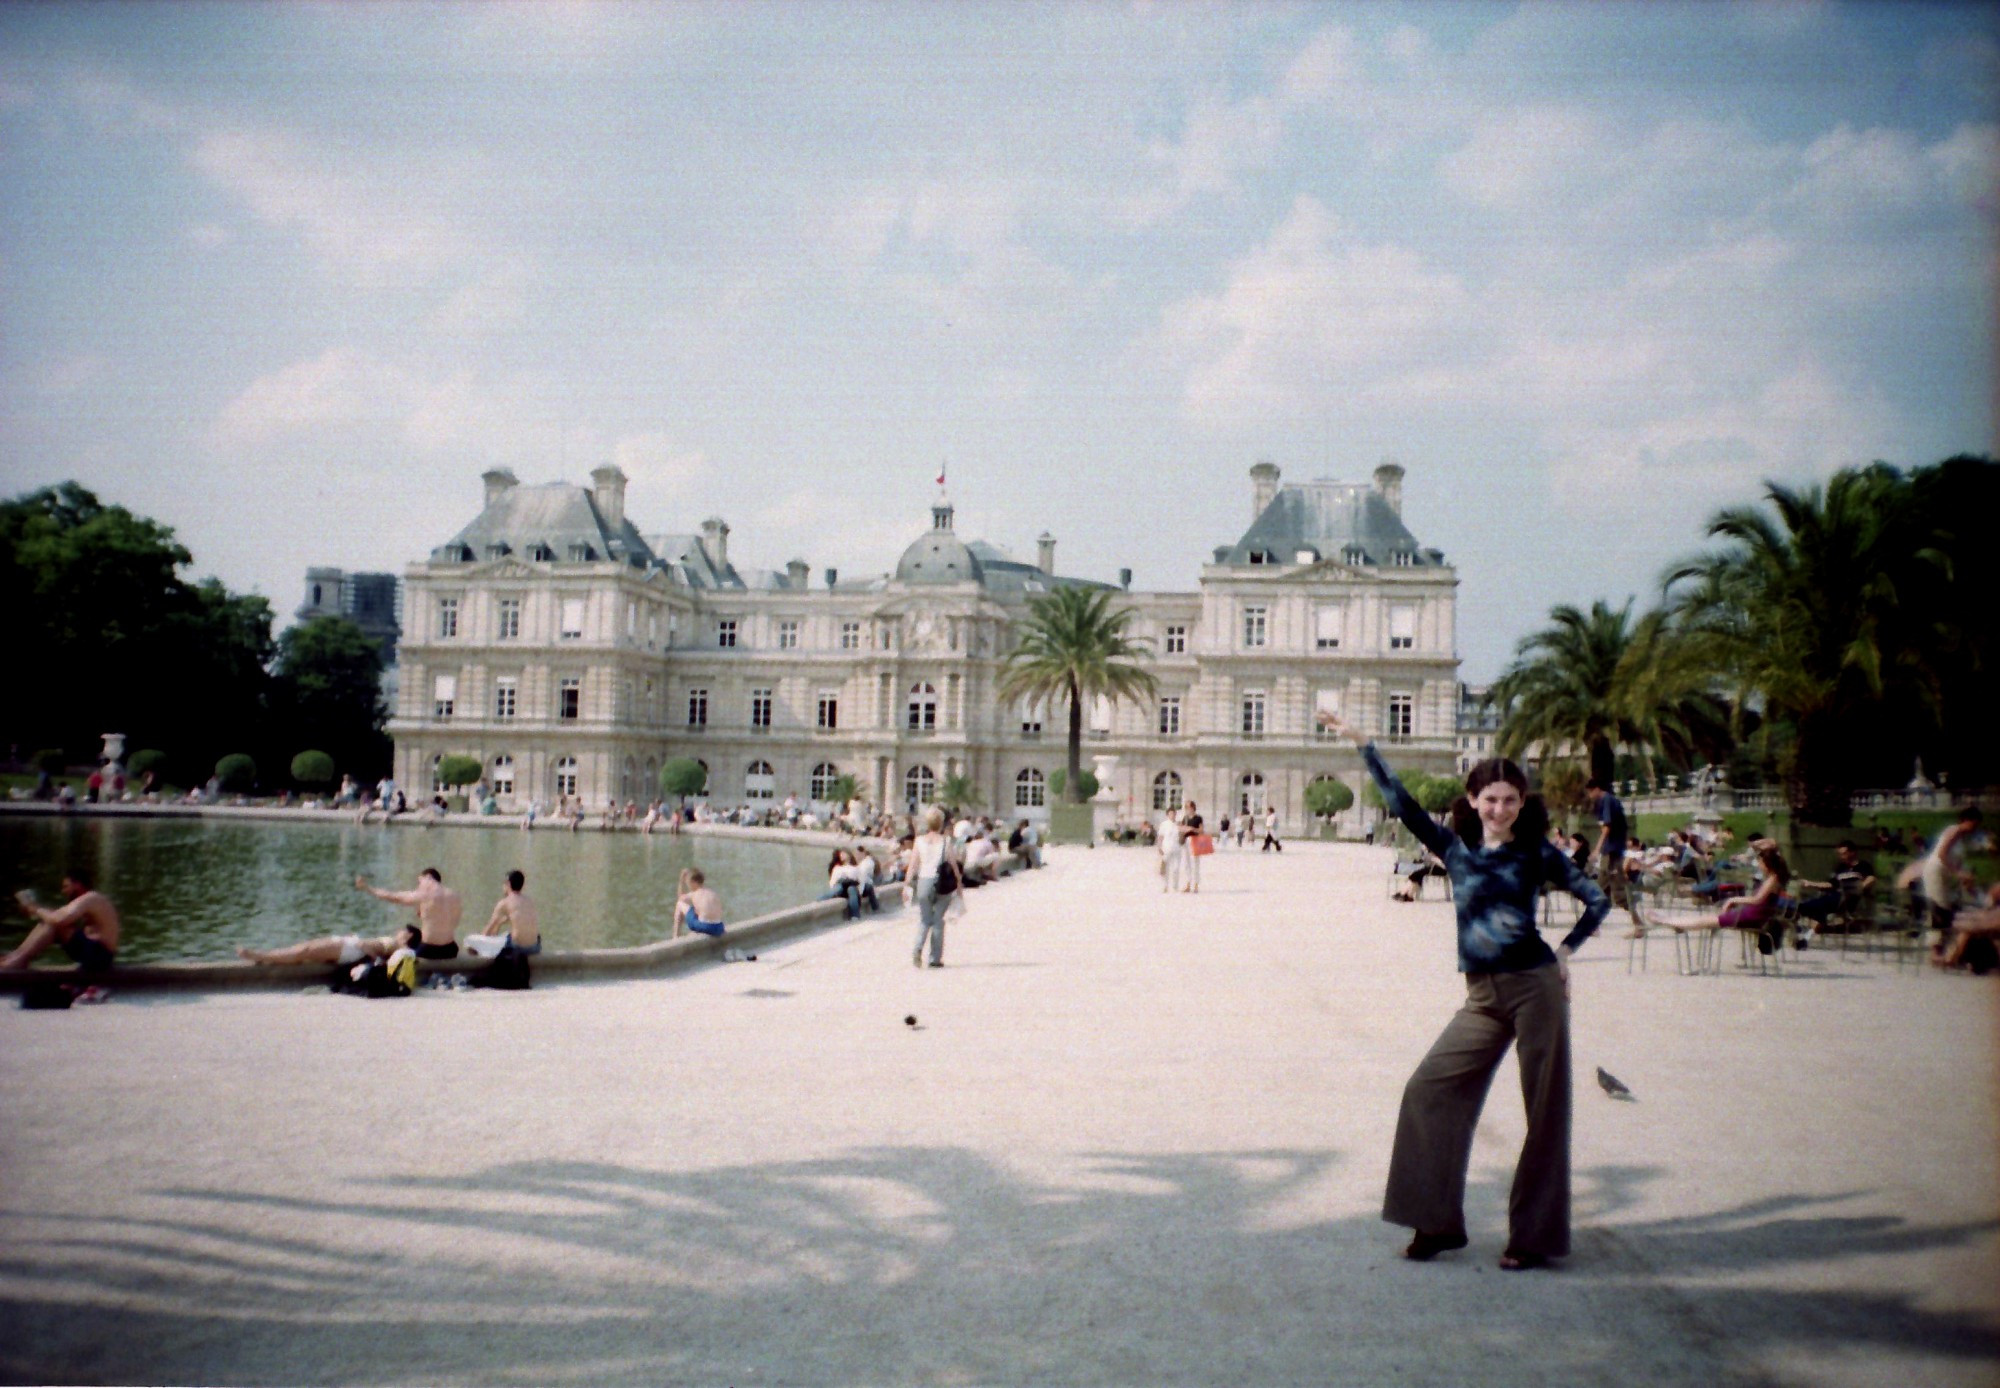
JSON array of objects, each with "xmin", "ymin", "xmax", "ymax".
[
  {"xmin": 904, "ymin": 807, "xmax": 960, "ymax": 967},
  {"xmin": 1158, "ymin": 812, "xmax": 1183, "ymax": 892}
]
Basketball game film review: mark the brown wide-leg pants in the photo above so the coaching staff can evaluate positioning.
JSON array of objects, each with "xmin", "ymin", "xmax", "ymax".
[{"xmin": 1382, "ymin": 964, "xmax": 1572, "ymax": 1257}]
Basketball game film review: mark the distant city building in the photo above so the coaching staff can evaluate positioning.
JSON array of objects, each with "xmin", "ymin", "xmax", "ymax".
[
  {"xmin": 388, "ymin": 461, "xmax": 1461, "ymax": 824},
  {"xmin": 1456, "ymin": 682, "xmax": 1502, "ymax": 774},
  {"xmin": 298, "ymin": 568, "xmax": 403, "ymax": 664}
]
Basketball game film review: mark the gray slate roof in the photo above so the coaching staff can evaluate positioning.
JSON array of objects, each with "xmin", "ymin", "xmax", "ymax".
[
  {"xmin": 644, "ymin": 533, "xmax": 743, "ymax": 589},
  {"xmin": 1220, "ymin": 482, "xmax": 1440, "ymax": 567},
  {"xmin": 434, "ymin": 484, "xmax": 657, "ymax": 568}
]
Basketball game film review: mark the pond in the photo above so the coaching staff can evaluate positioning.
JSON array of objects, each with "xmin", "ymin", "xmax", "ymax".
[{"xmin": 0, "ymin": 816, "xmax": 837, "ymax": 964}]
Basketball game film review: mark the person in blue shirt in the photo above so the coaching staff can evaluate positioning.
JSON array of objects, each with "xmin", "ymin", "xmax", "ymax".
[{"xmin": 1323, "ymin": 711, "xmax": 1611, "ymax": 1271}]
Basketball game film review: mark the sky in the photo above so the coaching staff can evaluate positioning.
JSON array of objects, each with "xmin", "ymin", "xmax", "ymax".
[{"xmin": 1, "ymin": 0, "xmax": 1994, "ymax": 681}]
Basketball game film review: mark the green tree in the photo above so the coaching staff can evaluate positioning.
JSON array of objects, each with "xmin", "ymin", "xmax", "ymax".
[
  {"xmin": 660, "ymin": 757, "xmax": 707, "ymax": 804},
  {"xmin": 435, "ymin": 754, "xmax": 484, "ymax": 788},
  {"xmin": 1305, "ymin": 775, "xmax": 1354, "ymax": 821},
  {"xmin": 1491, "ymin": 598, "xmax": 1724, "ymax": 789},
  {"xmin": 290, "ymin": 750, "xmax": 337, "ymax": 788},
  {"xmin": 0, "ymin": 483, "xmax": 273, "ymax": 767},
  {"xmin": 936, "ymin": 773, "xmax": 979, "ymax": 815},
  {"xmin": 126, "ymin": 748, "xmax": 169, "ymax": 784},
  {"xmin": 269, "ymin": 616, "xmax": 388, "ymax": 779},
  {"xmin": 1666, "ymin": 465, "xmax": 1950, "ymax": 824},
  {"xmin": 826, "ymin": 773, "xmax": 861, "ymax": 807},
  {"xmin": 997, "ymin": 587, "xmax": 1156, "ymax": 804},
  {"xmin": 1047, "ymin": 767, "xmax": 1099, "ymax": 801},
  {"xmin": 215, "ymin": 753, "xmax": 257, "ymax": 793}
]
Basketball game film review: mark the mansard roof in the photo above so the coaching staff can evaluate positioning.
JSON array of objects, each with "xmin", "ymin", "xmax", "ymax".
[
  {"xmin": 1220, "ymin": 481, "xmax": 1442, "ymax": 568},
  {"xmin": 433, "ymin": 483, "xmax": 656, "ymax": 568},
  {"xmin": 645, "ymin": 533, "xmax": 743, "ymax": 589}
]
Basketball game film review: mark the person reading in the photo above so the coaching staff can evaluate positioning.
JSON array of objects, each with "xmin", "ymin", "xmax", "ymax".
[{"xmin": 5, "ymin": 872, "xmax": 121, "ymax": 974}]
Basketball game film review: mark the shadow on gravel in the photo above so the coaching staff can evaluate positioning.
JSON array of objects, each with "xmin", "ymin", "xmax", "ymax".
[{"xmin": 1, "ymin": 1154, "xmax": 1994, "ymax": 1386}]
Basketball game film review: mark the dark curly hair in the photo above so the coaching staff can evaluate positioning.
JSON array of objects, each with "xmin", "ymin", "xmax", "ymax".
[{"xmin": 1449, "ymin": 758, "xmax": 1550, "ymax": 850}]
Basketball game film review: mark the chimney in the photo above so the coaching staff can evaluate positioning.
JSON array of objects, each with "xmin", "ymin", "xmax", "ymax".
[
  {"xmin": 786, "ymin": 558, "xmax": 810, "ymax": 589},
  {"xmin": 590, "ymin": 465, "xmax": 627, "ymax": 529},
  {"xmin": 824, "ymin": 567, "xmax": 839, "ymax": 589},
  {"xmin": 1372, "ymin": 459, "xmax": 1405, "ymax": 516},
  {"xmin": 699, "ymin": 517, "xmax": 730, "ymax": 573},
  {"xmin": 1118, "ymin": 567, "xmax": 1132, "ymax": 590},
  {"xmin": 482, "ymin": 468, "xmax": 519, "ymax": 508},
  {"xmin": 1037, "ymin": 532, "xmax": 1056, "ymax": 575},
  {"xmin": 1250, "ymin": 460, "xmax": 1280, "ymax": 520}
]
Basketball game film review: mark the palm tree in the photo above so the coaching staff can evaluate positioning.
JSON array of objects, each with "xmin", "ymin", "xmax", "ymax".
[
  {"xmin": 1491, "ymin": 599, "xmax": 1725, "ymax": 788},
  {"xmin": 1665, "ymin": 465, "xmax": 1947, "ymax": 824},
  {"xmin": 997, "ymin": 586, "xmax": 1157, "ymax": 804}
]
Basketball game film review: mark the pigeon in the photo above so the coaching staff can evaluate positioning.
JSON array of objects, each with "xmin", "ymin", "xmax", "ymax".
[
  {"xmin": 1596, "ymin": 1066, "xmax": 1634, "ymax": 1100},
  {"xmin": 904, "ymin": 1014, "xmax": 919, "ymax": 1028}
]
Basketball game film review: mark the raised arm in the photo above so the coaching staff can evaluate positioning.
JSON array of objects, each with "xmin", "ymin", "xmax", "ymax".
[
  {"xmin": 1544, "ymin": 843, "xmax": 1611, "ymax": 954},
  {"xmin": 354, "ymin": 876, "xmax": 422, "ymax": 906}
]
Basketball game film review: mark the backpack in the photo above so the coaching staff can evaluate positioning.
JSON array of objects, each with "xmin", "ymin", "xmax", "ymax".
[
  {"xmin": 935, "ymin": 857, "xmax": 961, "ymax": 897},
  {"xmin": 471, "ymin": 946, "xmax": 533, "ymax": 991}
]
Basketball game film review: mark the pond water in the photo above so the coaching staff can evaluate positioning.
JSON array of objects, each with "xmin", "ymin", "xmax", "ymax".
[{"xmin": 0, "ymin": 816, "xmax": 836, "ymax": 964}]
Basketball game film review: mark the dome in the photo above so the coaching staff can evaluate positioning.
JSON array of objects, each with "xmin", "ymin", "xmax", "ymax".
[{"xmin": 894, "ymin": 530, "xmax": 984, "ymax": 585}]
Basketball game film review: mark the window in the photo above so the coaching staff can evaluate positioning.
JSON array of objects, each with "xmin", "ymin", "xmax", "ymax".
[
  {"xmin": 559, "ymin": 677, "xmax": 581, "ymax": 721},
  {"xmin": 904, "ymin": 764, "xmax": 936, "ymax": 807},
  {"xmin": 1238, "ymin": 772, "xmax": 1267, "ymax": 817},
  {"xmin": 687, "ymin": 688, "xmax": 708, "ymax": 727},
  {"xmin": 1158, "ymin": 696, "xmax": 1182, "ymax": 737},
  {"xmin": 560, "ymin": 598, "xmax": 585, "ymax": 641},
  {"xmin": 778, "ymin": 620, "xmax": 799, "ymax": 650},
  {"xmin": 1241, "ymin": 690, "xmax": 1267, "ymax": 738},
  {"xmin": 490, "ymin": 754, "xmax": 514, "ymax": 796},
  {"xmin": 817, "ymin": 693, "xmax": 839, "ymax": 730},
  {"xmin": 1019, "ymin": 699, "xmax": 1043, "ymax": 738},
  {"xmin": 625, "ymin": 599, "xmax": 637, "ymax": 639},
  {"xmin": 1392, "ymin": 550, "xmax": 1414, "ymax": 567},
  {"xmin": 718, "ymin": 619, "xmax": 738, "ymax": 648},
  {"xmin": 494, "ymin": 677, "xmax": 518, "ymax": 721},
  {"xmin": 810, "ymin": 762, "xmax": 840, "ymax": 801},
  {"xmin": 839, "ymin": 620, "xmax": 861, "ymax": 651},
  {"xmin": 1015, "ymin": 768, "xmax": 1046, "ymax": 808},
  {"xmin": 647, "ymin": 610, "xmax": 658, "ymax": 649},
  {"xmin": 1242, "ymin": 605, "xmax": 1267, "ymax": 648},
  {"xmin": 497, "ymin": 598, "xmax": 521, "ymax": 640},
  {"xmin": 750, "ymin": 687, "xmax": 773, "ymax": 729},
  {"xmin": 1153, "ymin": 771, "xmax": 1184, "ymax": 812},
  {"xmin": 553, "ymin": 756, "xmax": 578, "ymax": 798},
  {"xmin": 430, "ymin": 754, "xmax": 445, "ymax": 794},
  {"xmin": 907, "ymin": 682, "xmax": 937, "ymax": 732},
  {"xmin": 432, "ymin": 673, "xmax": 456, "ymax": 720},
  {"xmin": 745, "ymin": 760, "xmax": 775, "ymax": 800},
  {"xmin": 1164, "ymin": 624, "xmax": 1187, "ymax": 654},
  {"xmin": 1088, "ymin": 694, "xmax": 1112, "ymax": 741},
  {"xmin": 1314, "ymin": 688, "xmax": 1342, "ymax": 739},
  {"xmin": 1387, "ymin": 692, "xmax": 1415, "ymax": 742},
  {"xmin": 436, "ymin": 597, "xmax": 459, "ymax": 639},
  {"xmin": 1342, "ymin": 544, "xmax": 1367, "ymax": 565},
  {"xmin": 1314, "ymin": 605, "xmax": 1344, "ymax": 650},
  {"xmin": 1388, "ymin": 605, "xmax": 1416, "ymax": 651}
]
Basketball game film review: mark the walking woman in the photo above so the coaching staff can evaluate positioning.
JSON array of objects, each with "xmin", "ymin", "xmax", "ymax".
[
  {"xmin": 1320, "ymin": 712, "xmax": 1610, "ymax": 1270},
  {"xmin": 904, "ymin": 806, "xmax": 959, "ymax": 968}
]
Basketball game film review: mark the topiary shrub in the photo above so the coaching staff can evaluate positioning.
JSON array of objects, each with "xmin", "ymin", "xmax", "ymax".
[
  {"xmin": 33, "ymin": 748, "xmax": 66, "ymax": 776},
  {"xmin": 660, "ymin": 757, "xmax": 707, "ymax": 802},
  {"xmin": 1305, "ymin": 775, "xmax": 1354, "ymax": 820},
  {"xmin": 215, "ymin": 753, "xmax": 257, "ymax": 793},
  {"xmin": 290, "ymin": 750, "xmax": 337, "ymax": 788},
  {"xmin": 436, "ymin": 754, "xmax": 484, "ymax": 788},
  {"xmin": 127, "ymin": 748, "xmax": 169, "ymax": 782},
  {"xmin": 1048, "ymin": 768, "xmax": 1100, "ymax": 802}
]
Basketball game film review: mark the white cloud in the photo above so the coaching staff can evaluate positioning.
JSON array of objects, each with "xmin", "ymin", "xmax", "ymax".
[
  {"xmin": 213, "ymin": 348, "xmax": 379, "ymax": 448},
  {"xmin": 1158, "ymin": 196, "xmax": 1472, "ymax": 428},
  {"xmin": 613, "ymin": 431, "xmax": 707, "ymax": 495}
]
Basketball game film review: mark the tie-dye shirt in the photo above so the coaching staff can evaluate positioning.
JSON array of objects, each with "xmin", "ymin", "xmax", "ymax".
[{"xmin": 1362, "ymin": 742, "xmax": 1610, "ymax": 973}]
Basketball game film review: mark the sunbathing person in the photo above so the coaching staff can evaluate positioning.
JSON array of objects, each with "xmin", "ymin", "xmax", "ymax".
[
  {"xmin": 674, "ymin": 868, "xmax": 725, "ymax": 938},
  {"xmin": 1674, "ymin": 841, "xmax": 1793, "ymax": 954},
  {"xmin": 354, "ymin": 868, "xmax": 463, "ymax": 959},
  {"xmin": 239, "ymin": 925, "xmax": 409, "ymax": 967},
  {"xmin": 468, "ymin": 869, "xmax": 541, "ymax": 956}
]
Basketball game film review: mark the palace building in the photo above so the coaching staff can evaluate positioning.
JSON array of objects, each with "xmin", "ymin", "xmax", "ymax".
[{"xmin": 386, "ymin": 461, "xmax": 1461, "ymax": 828}]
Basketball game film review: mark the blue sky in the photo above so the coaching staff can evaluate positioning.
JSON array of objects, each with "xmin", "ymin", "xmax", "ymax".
[{"xmin": 1, "ymin": 1, "xmax": 1993, "ymax": 680}]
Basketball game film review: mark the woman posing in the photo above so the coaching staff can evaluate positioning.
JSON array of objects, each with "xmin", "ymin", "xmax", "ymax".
[{"xmin": 1321, "ymin": 711, "xmax": 1610, "ymax": 1270}]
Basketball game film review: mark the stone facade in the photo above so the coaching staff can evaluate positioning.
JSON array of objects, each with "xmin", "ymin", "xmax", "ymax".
[{"xmin": 388, "ymin": 462, "xmax": 1461, "ymax": 827}]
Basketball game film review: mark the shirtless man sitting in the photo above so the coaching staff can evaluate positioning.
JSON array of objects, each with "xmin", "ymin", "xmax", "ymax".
[
  {"xmin": 354, "ymin": 867, "xmax": 463, "ymax": 960},
  {"xmin": 469, "ymin": 870, "xmax": 541, "ymax": 956},
  {"xmin": 5, "ymin": 872, "xmax": 121, "ymax": 973},
  {"xmin": 238, "ymin": 929, "xmax": 403, "ymax": 967},
  {"xmin": 673, "ymin": 868, "xmax": 725, "ymax": 938}
]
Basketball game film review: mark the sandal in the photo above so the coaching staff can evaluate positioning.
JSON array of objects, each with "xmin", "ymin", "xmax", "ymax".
[
  {"xmin": 1403, "ymin": 1230, "xmax": 1468, "ymax": 1261},
  {"xmin": 1498, "ymin": 1249, "xmax": 1551, "ymax": 1271}
]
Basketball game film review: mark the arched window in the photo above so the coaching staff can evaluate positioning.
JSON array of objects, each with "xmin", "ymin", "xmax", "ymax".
[
  {"xmin": 622, "ymin": 756, "xmax": 637, "ymax": 801},
  {"xmin": 907, "ymin": 682, "xmax": 937, "ymax": 732},
  {"xmin": 644, "ymin": 756, "xmax": 657, "ymax": 798},
  {"xmin": 904, "ymin": 764, "xmax": 936, "ymax": 808},
  {"xmin": 490, "ymin": 754, "xmax": 515, "ymax": 797},
  {"xmin": 1238, "ymin": 772, "xmax": 1266, "ymax": 817},
  {"xmin": 810, "ymin": 762, "xmax": 840, "ymax": 800},
  {"xmin": 1152, "ymin": 770, "xmax": 1184, "ymax": 812},
  {"xmin": 554, "ymin": 756, "xmax": 578, "ymax": 798},
  {"xmin": 1014, "ymin": 768, "xmax": 1046, "ymax": 808},
  {"xmin": 430, "ymin": 753, "xmax": 444, "ymax": 793},
  {"xmin": 745, "ymin": 759, "xmax": 775, "ymax": 800}
]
